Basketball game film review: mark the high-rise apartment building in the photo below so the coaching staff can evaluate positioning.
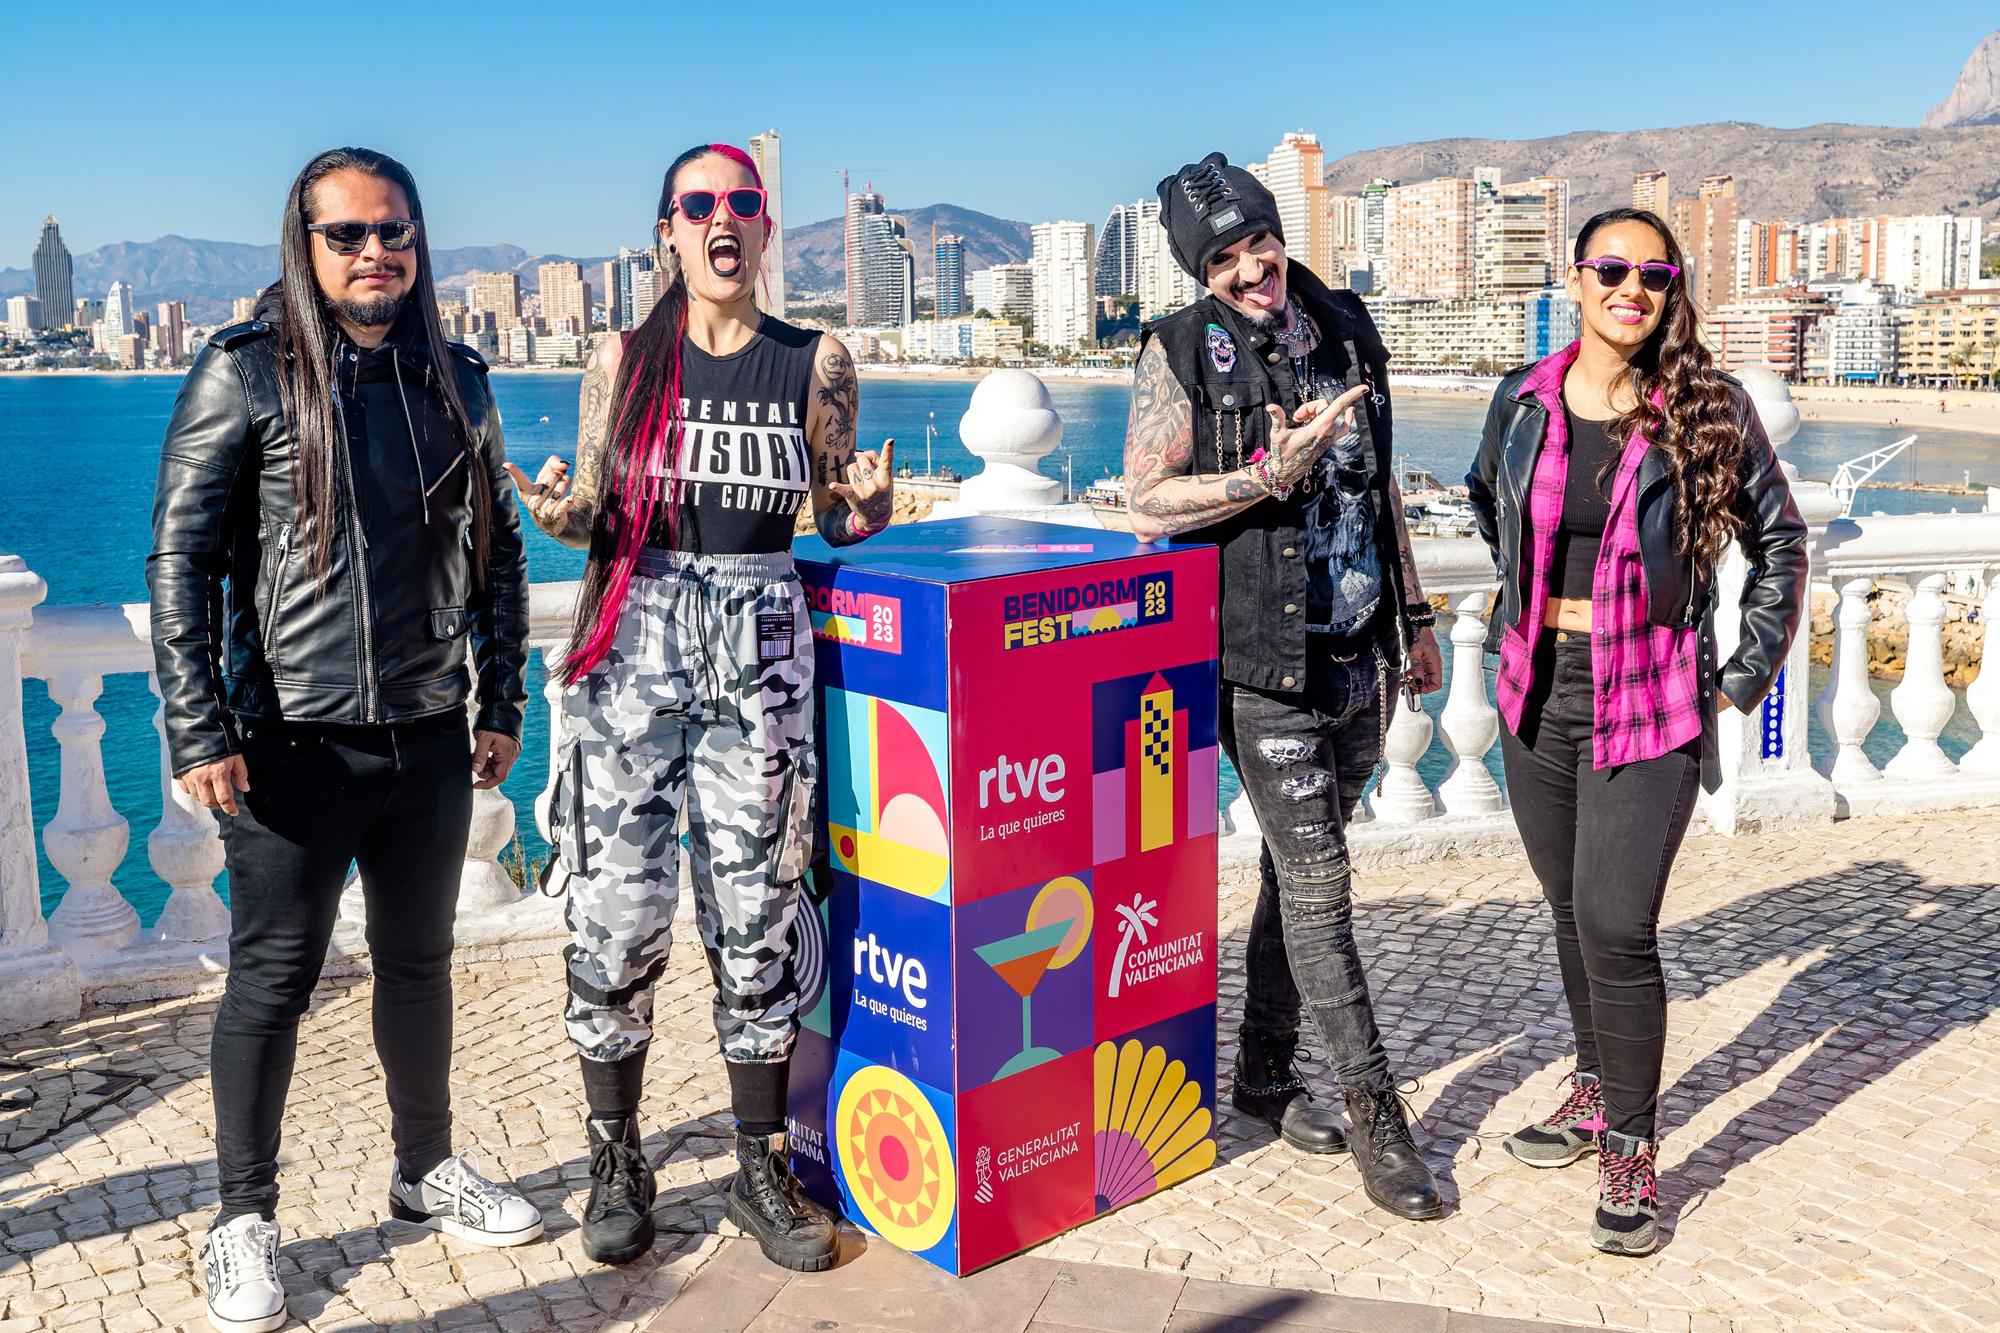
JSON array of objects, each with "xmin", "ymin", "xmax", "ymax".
[
  {"xmin": 1733, "ymin": 220, "xmax": 1801, "ymax": 296},
  {"xmin": 1523, "ymin": 288, "xmax": 1581, "ymax": 361},
  {"xmin": 104, "ymin": 281, "xmax": 134, "ymax": 340},
  {"xmin": 612, "ymin": 248, "xmax": 653, "ymax": 331},
  {"xmin": 1127, "ymin": 199, "xmax": 1199, "ymax": 321},
  {"xmin": 152, "ymin": 300, "xmax": 187, "ymax": 361},
  {"xmin": 1382, "ymin": 178, "xmax": 1476, "ymax": 299},
  {"xmin": 1632, "ymin": 170, "xmax": 1670, "ymax": 214},
  {"xmin": 468, "ymin": 272, "xmax": 523, "ymax": 329},
  {"xmin": 1707, "ymin": 289, "xmax": 1831, "ymax": 377},
  {"xmin": 1476, "ymin": 183, "xmax": 1555, "ymax": 297},
  {"xmin": 1030, "ymin": 220, "xmax": 1096, "ymax": 351},
  {"xmin": 5, "ymin": 296, "xmax": 41, "ymax": 337},
  {"xmin": 1329, "ymin": 193, "xmax": 1366, "ymax": 253},
  {"xmin": 845, "ymin": 190, "xmax": 915, "ymax": 327},
  {"xmin": 598, "ymin": 260, "xmax": 621, "ymax": 332},
  {"xmin": 628, "ymin": 267, "xmax": 666, "ymax": 327},
  {"xmin": 231, "ymin": 296, "xmax": 258, "ymax": 323},
  {"xmin": 538, "ymin": 261, "xmax": 591, "ymax": 336},
  {"xmin": 1095, "ymin": 205, "xmax": 1142, "ymax": 298},
  {"xmin": 968, "ymin": 263, "xmax": 1035, "ymax": 320},
  {"xmin": 1857, "ymin": 214, "xmax": 1985, "ymax": 296},
  {"xmin": 1510, "ymin": 176, "xmax": 1570, "ymax": 275},
  {"xmin": 33, "ymin": 216, "xmax": 72, "ymax": 329},
  {"xmin": 748, "ymin": 130, "xmax": 786, "ymax": 316},
  {"xmin": 1360, "ymin": 179, "xmax": 1393, "ymax": 268},
  {"xmin": 1670, "ymin": 175, "xmax": 1739, "ymax": 313},
  {"xmin": 934, "ymin": 234, "xmax": 968, "ymax": 318},
  {"xmin": 1250, "ymin": 132, "xmax": 1335, "ymax": 280}
]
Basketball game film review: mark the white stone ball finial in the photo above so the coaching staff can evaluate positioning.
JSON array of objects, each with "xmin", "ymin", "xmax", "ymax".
[
  {"xmin": 954, "ymin": 369, "xmax": 1064, "ymax": 511},
  {"xmin": 1733, "ymin": 367, "xmax": 1800, "ymax": 450}
]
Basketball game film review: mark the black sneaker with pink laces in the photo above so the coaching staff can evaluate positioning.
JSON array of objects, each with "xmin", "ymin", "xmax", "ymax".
[
  {"xmin": 1591, "ymin": 1130, "xmax": 1659, "ymax": 1255},
  {"xmin": 1502, "ymin": 1069, "xmax": 1605, "ymax": 1169}
]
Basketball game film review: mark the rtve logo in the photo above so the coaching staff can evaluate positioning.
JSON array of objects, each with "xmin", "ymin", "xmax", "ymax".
[{"xmin": 977, "ymin": 752, "xmax": 1066, "ymax": 808}]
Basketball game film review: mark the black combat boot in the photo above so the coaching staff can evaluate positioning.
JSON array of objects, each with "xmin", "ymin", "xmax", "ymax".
[
  {"xmin": 580, "ymin": 1114, "xmax": 656, "ymax": 1265},
  {"xmin": 1343, "ymin": 1083, "xmax": 1444, "ymax": 1220},
  {"xmin": 725, "ymin": 1130, "xmax": 839, "ymax": 1273},
  {"xmin": 1230, "ymin": 1029, "xmax": 1348, "ymax": 1154}
]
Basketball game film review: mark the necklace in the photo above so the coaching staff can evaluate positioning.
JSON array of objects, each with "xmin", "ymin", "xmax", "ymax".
[{"xmin": 1272, "ymin": 299, "xmax": 1316, "ymax": 358}]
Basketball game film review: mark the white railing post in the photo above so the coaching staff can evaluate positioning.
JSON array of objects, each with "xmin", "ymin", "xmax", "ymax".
[
  {"xmin": 1436, "ymin": 594, "xmax": 1503, "ymax": 815},
  {"xmin": 146, "ymin": 673, "xmax": 229, "ymax": 942},
  {"xmin": 1703, "ymin": 371, "xmax": 1838, "ymax": 834},
  {"xmin": 459, "ymin": 697, "xmax": 521, "ymax": 913},
  {"xmin": 1817, "ymin": 577, "xmax": 1883, "ymax": 789},
  {"xmin": 1962, "ymin": 570, "xmax": 2000, "ymax": 774},
  {"xmin": 1884, "ymin": 573, "xmax": 1959, "ymax": 780},
  {"xmin": 0, "ymin": 553, "xmax": 81, "ymax": 1032},
  {"xmin": 1371, "ymin": 684, "xmax": 1437, "ymax": 824},
  {"xmin": 42, "ymin": 666, "xmax": 140, "ymax": 963}
]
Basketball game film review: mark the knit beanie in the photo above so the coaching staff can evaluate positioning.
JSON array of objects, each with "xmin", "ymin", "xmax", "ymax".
[{"xmin": 1155, "ymin": 152, "xmax": 1285, "ymax": 281}]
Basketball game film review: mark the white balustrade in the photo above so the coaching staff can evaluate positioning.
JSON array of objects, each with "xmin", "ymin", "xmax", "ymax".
[
  {"xmin": 145, "ymin": 675, "xmax": 229, "ymax": 943},
  {"xmin": 1884, "ymin": 574, "xmax": 1959, "ymax": 780},
  {"xmin": 0, "ymin": 553, "xmax": 79, "ymax": 1032},
  {"xmin": 41, "ymin": 667, "xmax": 140, "ymax": 963},
  {"xmin": 1817, "ymin": 577, "xmax": 1882, "ymax": 788},
  {"xmin": 1963, "ymin": 571, "xmax": 2000, "ymax": 775},
  {"xmin": 1371, "ymin": 684, "xmax": 1437, "ymax": 825},
  {"xmin": 1436, "ymin": 594, "xmax": 1504, "ymax": 815}
]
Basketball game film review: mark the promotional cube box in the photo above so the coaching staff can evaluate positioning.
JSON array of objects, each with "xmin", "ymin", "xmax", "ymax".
[{"xmin": 785, "ymin": 515, "xmax": 1221, "ymax": 1275}]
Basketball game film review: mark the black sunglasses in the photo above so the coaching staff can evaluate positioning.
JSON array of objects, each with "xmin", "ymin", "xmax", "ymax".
[
  {"xmin": 309, "ymin": 219, "xmax": 421, "ymax": 255},
  {"xmin": 1574, "ymin": 258, "xmax": 1680, "ymax": 293}
]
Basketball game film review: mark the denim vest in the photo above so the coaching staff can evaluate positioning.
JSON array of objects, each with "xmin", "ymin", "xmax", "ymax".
[{"xmin": 1139, "ymin": 264, "xmax": 1412, "ymax": 693}]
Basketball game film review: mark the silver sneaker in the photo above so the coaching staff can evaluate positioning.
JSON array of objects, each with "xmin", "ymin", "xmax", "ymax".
[
  {"xmin": 200, "ymin": 1214, "xmax": 285, "ymax": 1333},
  {"xmin": 388, "ymin": 1154, "xmax": 545, "ymax": 1247}
]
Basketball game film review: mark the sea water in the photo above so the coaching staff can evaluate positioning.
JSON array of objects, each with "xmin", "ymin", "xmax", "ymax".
[{"xmin": 1, "ymin": 372, "xmax": 1984, "ymax": 922}]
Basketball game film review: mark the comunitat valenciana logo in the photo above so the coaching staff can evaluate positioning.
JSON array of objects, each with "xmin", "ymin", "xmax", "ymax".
[
  {"xmin": 1105, "ymin": 891, "xmax": 1205, "ymax": 999},
  {"xmin": 1000, "ymin": 572, "xmax": 1173, "ymax": 650}
]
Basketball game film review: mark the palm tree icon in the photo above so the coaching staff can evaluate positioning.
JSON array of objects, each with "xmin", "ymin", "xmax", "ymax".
[{"xmin": 1107, "ymin": 893, "xmax": 1160, "ymax": 999}]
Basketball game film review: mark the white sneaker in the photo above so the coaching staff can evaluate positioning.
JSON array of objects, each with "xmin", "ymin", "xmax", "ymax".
[
  {"xmin": 388, "ymin": 1154, "xmax": 545, "ymax": 1246},
  {"xmin": 200, "ymin": 1214, "xmax": 286, "ymax": 1333}
]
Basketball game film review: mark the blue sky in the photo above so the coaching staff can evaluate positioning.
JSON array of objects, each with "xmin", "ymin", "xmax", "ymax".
[{"xmin": 5, "ymin": 1, "xmax": 1995, "ymax": 266}]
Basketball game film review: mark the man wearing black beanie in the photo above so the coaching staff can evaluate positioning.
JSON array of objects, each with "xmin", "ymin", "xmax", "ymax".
[{"xmin": 1125, "ymin": 151, "xmax": 1444, "ymax": 1222}]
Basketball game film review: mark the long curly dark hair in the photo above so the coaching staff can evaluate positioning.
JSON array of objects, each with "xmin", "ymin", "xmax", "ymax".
[{"xmin": 1578, "ymin": 207, "xmax": 1745, "ymax": 567}]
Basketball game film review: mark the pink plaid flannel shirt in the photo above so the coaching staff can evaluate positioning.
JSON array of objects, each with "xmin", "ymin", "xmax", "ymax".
[{"xmin": 1493, "ymin": 343, "xmax": 1703, "ymax": 769}]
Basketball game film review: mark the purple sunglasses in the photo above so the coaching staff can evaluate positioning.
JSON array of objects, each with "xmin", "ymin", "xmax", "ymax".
[{"xmin": 1574, "ymin": 258, "xmax": 1680, "ymax": 292}]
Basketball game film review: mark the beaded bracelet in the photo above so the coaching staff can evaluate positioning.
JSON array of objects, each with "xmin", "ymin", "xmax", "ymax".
[
  {"xmin": 1247, "ymin": 450, "xmax": 1293, "ymax": 501},
  {"xmin": 1403, "ymin": 603, "xmax": 1438, "ymax": 629}
]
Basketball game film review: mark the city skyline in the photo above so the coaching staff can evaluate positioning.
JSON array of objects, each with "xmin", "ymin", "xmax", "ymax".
[{"xmin": 5, "ymin": 3, "xmax": 1998, "ymax": 269}]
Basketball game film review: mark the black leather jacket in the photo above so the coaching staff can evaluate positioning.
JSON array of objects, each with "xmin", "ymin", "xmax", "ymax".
[
  {"xmin": 147, "ymin": 310, "xmax": 528, "ymax": 778},
  {"xmin": 1465, "ymin": 361, "xmax": 1808, "ymax": 787}
]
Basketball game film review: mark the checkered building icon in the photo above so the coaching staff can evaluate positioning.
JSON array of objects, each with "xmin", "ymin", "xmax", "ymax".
[{"xmin": 1142, "ymin": 699, "xmax": 1173, "ymax": 776}]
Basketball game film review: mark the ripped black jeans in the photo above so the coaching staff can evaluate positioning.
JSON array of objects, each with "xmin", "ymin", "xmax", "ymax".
[{"xmin": 1218, "ymin": 649, "xmax": 1392, "ymax": 1093}]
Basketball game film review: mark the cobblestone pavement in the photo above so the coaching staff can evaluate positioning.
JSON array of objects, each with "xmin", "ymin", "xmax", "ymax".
[{"xmin": 2, "ymin": 809, "xmax": 1996, "ymax": 1332}]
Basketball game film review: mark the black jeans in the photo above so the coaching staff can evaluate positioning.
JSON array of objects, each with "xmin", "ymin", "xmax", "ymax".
[
  {"xmin": 211, "ymin": 712, "xmax": 473, "ymax": 1222},
  {"xmin": 1219, "ymin": 649, "xmax": 1392, "ymax": 1092},
  {"xmin": 1498, "ymin": 631, "xmax": 1700, "ymax": 1140}
]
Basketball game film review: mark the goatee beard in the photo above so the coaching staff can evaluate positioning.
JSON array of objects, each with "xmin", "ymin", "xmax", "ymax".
[{"xmin": 333, "ymin": 293, "xmax": 402, "ymax": 329}]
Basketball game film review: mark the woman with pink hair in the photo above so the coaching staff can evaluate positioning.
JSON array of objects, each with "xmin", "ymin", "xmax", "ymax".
[{"xmin": 508, "ymin": 142, "xmax": 892, "ymax": 1272}]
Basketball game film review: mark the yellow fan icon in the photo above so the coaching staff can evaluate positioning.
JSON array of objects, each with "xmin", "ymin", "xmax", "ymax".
[{"xmin": 1091, "ymin": 1038, "xmax": 1215, "ymax": 1212}]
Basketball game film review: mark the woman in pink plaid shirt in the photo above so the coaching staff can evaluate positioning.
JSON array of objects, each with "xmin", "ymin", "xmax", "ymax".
[{"xmin": 1465, "ymin": 207, "xmax": 1808, "ymax": 1256}]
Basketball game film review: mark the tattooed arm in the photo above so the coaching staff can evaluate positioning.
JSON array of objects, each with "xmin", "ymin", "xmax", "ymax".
[
  {"xmin": 1386, "ymin": 471, "xmax": 1426, "ymax": 603},
  {"xmin": 1124, "ymin": 339, "xmax": 1364, "ymax": 543},
  {"xmin": 505, "ymin": 335, "xmax": 622, "ymax": 550},
  {"xmin": 1125, "ymin": 340, "xmax": 1259, "ymax": 543},
  {"xmin": 807, "ymin": 335, "xmax": 894, "ymax": 545},
  {"xmin": 1386, "ymin": 470, "xmax": 1443, "ymax": 692}
]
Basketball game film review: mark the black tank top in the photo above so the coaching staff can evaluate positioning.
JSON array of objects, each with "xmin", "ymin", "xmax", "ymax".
[
  {"xmin": 644, "ymin": 315, "xmax": 819, "ymax": 554},
  {"xmin": 1548, "ymin": 404, "xmax": 1619, "ymax": 599}
]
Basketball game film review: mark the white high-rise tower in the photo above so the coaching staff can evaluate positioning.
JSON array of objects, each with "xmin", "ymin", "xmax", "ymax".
[{"xmin": 749, "ymin": 130, "xmax": 786, "ymax": 316}]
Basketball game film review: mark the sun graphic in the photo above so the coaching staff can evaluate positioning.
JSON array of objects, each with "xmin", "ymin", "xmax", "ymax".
[
  {"xmin": 1087, "ymin": 607, "xmax": 1126, "ymax": 633},
  {"xmin": 1026, "ymin": 875, "xmax": 1093, "ymax": 969},
  {"xmin": 836, "ymin": 1065, "xmax": 956, "ymax": 1252}
]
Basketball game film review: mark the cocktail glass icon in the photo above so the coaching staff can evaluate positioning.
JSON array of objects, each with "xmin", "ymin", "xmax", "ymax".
[{"xmin": 973, "ymin": 921, "xmax": 1072, "ymax": 1079}]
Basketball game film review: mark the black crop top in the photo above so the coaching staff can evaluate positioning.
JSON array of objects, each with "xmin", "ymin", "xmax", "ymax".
[
  {"xmin": 643, "ymin": 315, "xmax": 819, "ymax": 554},
  {"xmin": 1548, "ymin": 405, "xmax": 1619, "ymax": 600}
]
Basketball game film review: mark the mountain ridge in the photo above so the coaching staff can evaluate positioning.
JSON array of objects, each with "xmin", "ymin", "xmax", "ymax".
[
  {"xmin": 1925, "ymin": 29, "xmax": 2000, "ymax": 128},
  {"xmin": 1320, "ymin": 120, "xmax": 2000, "ymax": 231}
]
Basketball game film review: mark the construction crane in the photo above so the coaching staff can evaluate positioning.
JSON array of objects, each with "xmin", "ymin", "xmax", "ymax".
[{"xmin": 1831, "ymin": 435, "xmax": 1916, "ymax": 517}]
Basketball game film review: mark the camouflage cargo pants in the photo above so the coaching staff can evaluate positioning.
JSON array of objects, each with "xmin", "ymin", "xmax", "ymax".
[{"xmin": 548, "ymin": 548, "xmax": 816, "ymax": 1066}]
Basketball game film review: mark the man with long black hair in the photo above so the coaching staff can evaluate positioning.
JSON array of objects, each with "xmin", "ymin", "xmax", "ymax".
[
  {"xmin": 1125, "ymin": 153, "xmax": 1445, "ymax": 1222},
  {"xmin": 149, "ymin": 147, "xmax": 540, "ymax": 1333}
]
